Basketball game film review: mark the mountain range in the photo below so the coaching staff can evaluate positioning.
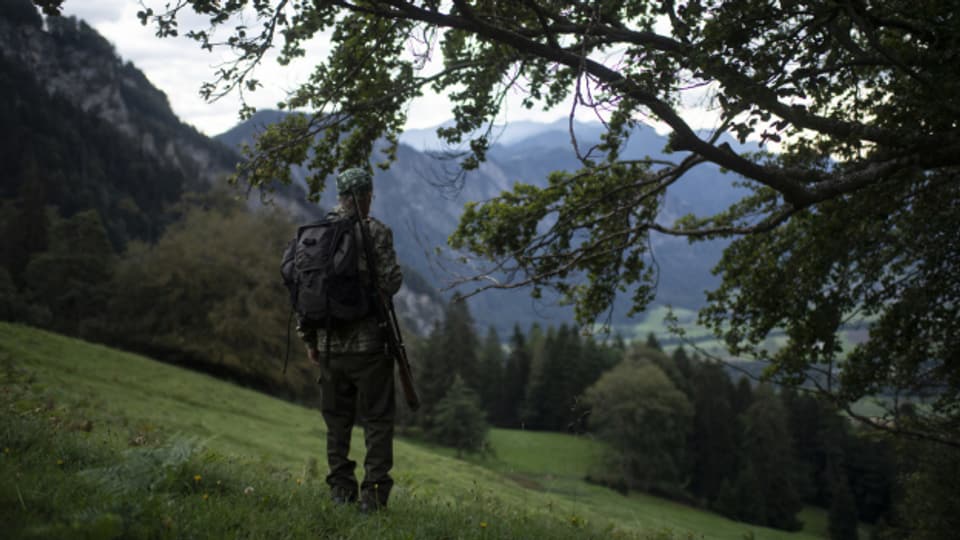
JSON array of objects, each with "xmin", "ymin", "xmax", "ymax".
[
  {"xmin": 2, "ymin": 3, "xmax": 747, "ymax": 337},
  {"xmin": 219, "ymin": 112, "xmax": 747, "ymax": 335}
]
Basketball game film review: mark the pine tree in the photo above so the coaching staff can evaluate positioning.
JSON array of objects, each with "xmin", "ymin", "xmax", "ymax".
[
  {"xmin": 844, "ymin": 433, "xmax": 896, "ymax": 525},
  {"xmin": 521, "ymin": 324, "xmax": 552, "ymax": 428},
  {"xmin": 645, "ymin": 331, "xmax": 662, "ymax": 351},
  {"xmin": 415, "ymin": 321, "xmax": 451, "ymax": 428},
  {"xmin": 545, "ymin": 324, "xmax": 581, "ymax": 430},
  {"xmin": 438, "ymin": 297, "xmax": 480, "ymax": 390},
  {"xmin": 2, "ymin": 160, "xmax": 48, "ymax": 283},
  {"xmin": 732, "ymin": 376, "xmax": 754, "ymax": 416},
  {"xmin": 25, "ymin": 209, "xmax": 114, "ymax": 335},
  {"xmin": 475, "ymin": 326, "xmax": 504, "ymax": 419},
  {"xmin": 736, "ymin": 385, "xmax": 805, "ymax": 531},
  {"xmin": 688, "ymin": 362, "xmax": 739, "ymax": 504},
  {"xmin": 429, "ymin": 375, "xmax": 489, "ymax": 457},
  {"xmin": 522, "ymin": 324, "xmax": 586, "ymax": 431},
  {"xmin": 828, "ymin": 468, "xmax": 860, "ymax": 540},
  {"xmin": 570, "ymin": 333, "xmax": 618, "ymax": 432},
  {"xmin": 716, "ymin": 462, "xmax": 765, "ymax": 524},
  {"xmin": 499, "ymin": 325, "xmax": 531, "ymax": 428},
  {"xmin": 0, "ymin": 267, "xmax": 32, "ymax": 321},
  {"xmin": 781, "ymin": 388, "xmax": 821, "ymax": 503},
  {"xmin": 672, "ymin": 346, "xmax": 694, "ymax": 396},
  {"xmin": 415, "ymin": 298, "xmax": 482, "ymax": 429}
]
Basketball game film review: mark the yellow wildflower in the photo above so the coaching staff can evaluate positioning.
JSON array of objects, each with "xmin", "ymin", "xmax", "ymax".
[
  {"xmin": 202, "ymin": 493, "xmax": 209, "ymax": 501},
  {"xmin": 194, "ymin": 475, "xmax": 202, "ymax": 483},
  {"xmin": 480, "ymin": 522, "xmax": 488, "ymax": 529}
]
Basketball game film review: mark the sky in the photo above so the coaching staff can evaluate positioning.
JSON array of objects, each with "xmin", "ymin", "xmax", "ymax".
[
  {"xmin": 59, "ymin": 1, "xmax": 572, "ymax": 137},
  {"xmin": 58, "ymin": 1, "xmax": 730, "ymax": 142}
]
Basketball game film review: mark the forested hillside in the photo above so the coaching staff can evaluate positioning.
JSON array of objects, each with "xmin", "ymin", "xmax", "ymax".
[
  {"xmin": 403, "ymin": 296, "xmax": 899, "ymax": 534},
  {"xmin": 0, "ymin": 1, "xmax": 443, "ymax": 403}
]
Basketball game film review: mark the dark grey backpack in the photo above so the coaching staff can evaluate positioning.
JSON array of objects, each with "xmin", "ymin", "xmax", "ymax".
[{"xmin": 281, "ymin": 215, "xmax": 370, "ymax": 326}]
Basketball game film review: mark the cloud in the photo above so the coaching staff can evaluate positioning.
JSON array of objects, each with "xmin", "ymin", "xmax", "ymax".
[
  {"xmin": 61, "ymin": 0, "xmax": 128, "ymax": 24},
  {"xmin": 59, "ymin": 1, "xmax": 570, "ymax": 135}
]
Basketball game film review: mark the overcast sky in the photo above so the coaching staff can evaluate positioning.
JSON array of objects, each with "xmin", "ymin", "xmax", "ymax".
[{"xmin": 58, "ymin": 1, "xmax": 572, "ymax": 137}]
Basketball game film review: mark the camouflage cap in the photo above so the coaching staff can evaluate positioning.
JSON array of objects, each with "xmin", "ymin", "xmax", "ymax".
[{"xmin": 336, "ymin": 168, "xmax": 373, "ymax": 194}]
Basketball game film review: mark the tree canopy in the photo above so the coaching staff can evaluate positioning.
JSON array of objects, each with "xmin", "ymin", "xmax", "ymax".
[
  {"xmin": 584, "ymin": 350, "xmax": 693, "ymax": 493},
  {"xmin": 35, "ymin": 0, "xmax": 960, "ymax": 446}
]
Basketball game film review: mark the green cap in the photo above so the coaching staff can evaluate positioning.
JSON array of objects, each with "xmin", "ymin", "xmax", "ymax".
[{"xmin": 336, "ymin": 168, "xmax": 373, "ymax": 194}]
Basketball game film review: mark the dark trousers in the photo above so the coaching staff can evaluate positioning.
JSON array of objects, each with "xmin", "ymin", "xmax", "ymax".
[{"xmin": 320, "ymin": 352, "xmax": 395, "ymax": 505}]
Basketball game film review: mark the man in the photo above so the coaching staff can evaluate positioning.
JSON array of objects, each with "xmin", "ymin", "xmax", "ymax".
[{"xmin": 297, "ymin": 167, "xmax": 403, "ymax": 512}]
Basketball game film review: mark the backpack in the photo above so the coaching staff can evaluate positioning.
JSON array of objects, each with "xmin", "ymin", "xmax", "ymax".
[{"xmin": 280, "ymin": 214, "xmax": 370, "ymax": 326}]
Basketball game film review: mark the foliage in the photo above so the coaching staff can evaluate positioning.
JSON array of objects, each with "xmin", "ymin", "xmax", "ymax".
[
  {"xmin": 687, "ymin": 362, "xmax": 739, "ymax": 504},
  {"xmin": 843, "ymin": 431, "xmax": 896, "ymax": 525},
  {"xmin": 729, "ymin": 385, "xmax": 805, "ymax": 531},
  {"xmin": 114, "ymin": 0, "xmax": 960, "ymax": 452},
  {"xmin": 583, "ymin": 348, "xmax": 692, "ymax": 494},
  {"xmin": 0, "ymin": 51, "xmax": 187, "ymax": 252},
  {"xmin": 524, "ymin": 325, "xmax": 580, "ymax": 430},
  {"xmin": 883, "ymin": 419, "xmax": 960, "ymax": 540},
  {"xmin": 700, "ymin": 170, "xmax": 960, "ymax": 447},
  {"xmin": 23, "ymin": 210, "xmax": 115, "ymax": 336},
  {"xmin": 522, "ymin": 324, "xmax": 618, "ymax": 432},
  {"xmin": 78, "ymin": 437, "xmax": 201, "ymax": 497},
  {"xmin": 428, "ymin": 375, "xmax": 490, "ymax": 456},
  {"xmin": 416, "ymin": 298, "xmax": 480, "ymax": 428},
  {"xmin": 475, "ymin": 325, "xmax": 504, "ymax": 415},
  {"xmin": 782, "ymin": 389, "xmax": 846, "ymax": 506},
  {"xmin": 416, "ymin": 302, "xmax": 618, "ymax": 434},
  {"xmin": 495, "ymin": 324, "xmax": 531, "ymax": 427},
  {"xmin": 828, "ymin": 469, "xmax": 859, "ymax": 540},
  {"xmin": 103, "ymin": 192, "xmax": 309, "ymax": 398}
]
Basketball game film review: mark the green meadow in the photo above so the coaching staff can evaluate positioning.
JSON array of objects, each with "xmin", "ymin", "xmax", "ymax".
[
  {"xmin": 1, "ymin": 322, "xmax": 837, "ymax": 539},
  {"xmin": 627, "ymin": 305, "xmax": 872, "ymax": 360}
]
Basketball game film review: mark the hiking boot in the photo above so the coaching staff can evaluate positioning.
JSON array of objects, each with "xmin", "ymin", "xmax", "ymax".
[
  {"xmin": 358, "ymin": 493, "xmax": 386, "ymax": 514},
  {"xmin": 330, "ymin": 485, "xmax": 357, "ymax": 506}
]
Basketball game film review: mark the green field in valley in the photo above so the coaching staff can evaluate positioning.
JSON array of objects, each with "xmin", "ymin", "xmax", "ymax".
[
  {"xmin": 0, "ymin": 322, "xmax": 841, "ymax": 539},
  {"xmin": 625, "ymin": 305, "xmax": 873, "ymax": 361}
]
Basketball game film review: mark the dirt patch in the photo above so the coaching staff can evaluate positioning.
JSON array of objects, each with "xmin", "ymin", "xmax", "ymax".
[{"xmin": 505, "ymin": 473, "xmax": 545, "ymax": 491}]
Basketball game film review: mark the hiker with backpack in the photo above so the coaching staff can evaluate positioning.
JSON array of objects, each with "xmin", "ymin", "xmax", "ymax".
[{"xmin": 281, "ymin": 167, "xmax": 403, "ymax": 512}]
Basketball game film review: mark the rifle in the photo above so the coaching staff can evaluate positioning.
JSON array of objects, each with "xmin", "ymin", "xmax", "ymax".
[{"xmin": 351, "ymin": 192, "xmax": 421, "ymax": 411}]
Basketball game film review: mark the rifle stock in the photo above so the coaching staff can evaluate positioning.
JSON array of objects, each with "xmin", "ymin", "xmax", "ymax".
[
  {"xmin": 352, "ymin": 193, "xmax": 421, "ymax": 411},
  {"xmin": 381, "ymin": 294, "xmax": 421, "ymax": 411}
]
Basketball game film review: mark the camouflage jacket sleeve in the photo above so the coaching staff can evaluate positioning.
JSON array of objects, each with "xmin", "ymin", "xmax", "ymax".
[
  {"xmin": 360, "ymin": 217, "xmax": 403, "ymax": 296},
  {"xmin": 280, "ymin": 236, "xmax": 296, "ymax": 288}
]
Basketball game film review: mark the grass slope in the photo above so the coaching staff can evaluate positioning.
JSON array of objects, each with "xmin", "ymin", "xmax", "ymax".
[{"xmin": 1, "ymin": 323, "xmax": 831, "ymax": 539}]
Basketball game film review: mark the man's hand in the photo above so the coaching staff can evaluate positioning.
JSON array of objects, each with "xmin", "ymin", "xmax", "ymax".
[
  {"xmin": 306, "ymin": 346, "xmax": 320, "ymax": 366},
  {"xmin": 308, "ymin": 345, "xmax": 332, "ymax": 385}
]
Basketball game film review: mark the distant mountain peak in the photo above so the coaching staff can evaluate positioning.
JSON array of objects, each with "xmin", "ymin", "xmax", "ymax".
[
  {"xmin": 399, "ymin": 117, "xmax": 611, "ymax": 152},
  {"xmin": 0, "ymin": 7, "xmax": 238, "ymax": 188}
]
